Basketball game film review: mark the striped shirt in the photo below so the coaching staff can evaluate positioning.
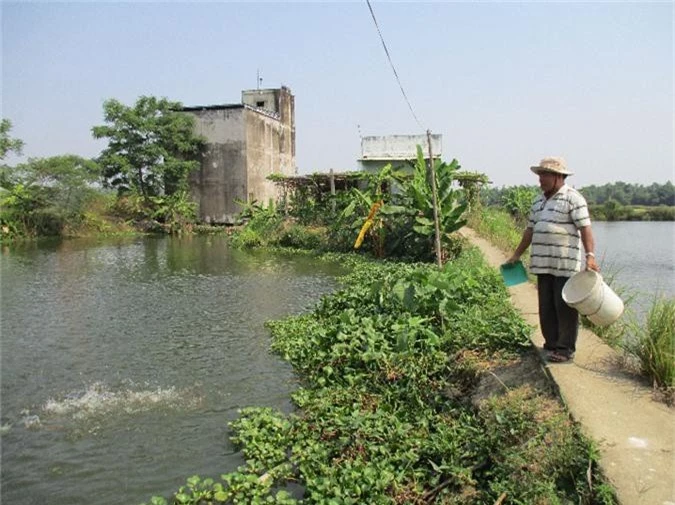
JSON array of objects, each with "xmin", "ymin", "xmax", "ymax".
[{"xmin": 527, "ymin": 185, "xmax": 591, "ymax": 277}]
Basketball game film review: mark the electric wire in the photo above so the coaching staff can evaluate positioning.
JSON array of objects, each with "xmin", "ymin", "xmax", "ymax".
[{"xmin": 365, "ymin": 0, "xmax": 424, "ymax": 131}]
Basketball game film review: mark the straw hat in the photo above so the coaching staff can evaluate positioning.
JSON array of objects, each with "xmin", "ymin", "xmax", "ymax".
[{"xmin": 530, "ymin": 157, "xmax": 573, "ymax": 176}]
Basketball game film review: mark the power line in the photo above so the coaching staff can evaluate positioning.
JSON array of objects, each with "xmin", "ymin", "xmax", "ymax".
[{"xmin": 365, "ymin": 0, "xmax": 424, "ymax": 131}]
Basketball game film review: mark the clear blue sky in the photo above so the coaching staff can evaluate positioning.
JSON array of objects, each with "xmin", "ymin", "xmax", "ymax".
[{"xmin": 2, "ymin": 1, "xmax": 673, "ymax": 187}]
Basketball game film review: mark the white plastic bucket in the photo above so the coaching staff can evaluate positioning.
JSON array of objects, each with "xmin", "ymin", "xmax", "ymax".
[{"xmin": 562, "ymin": 271, "xmax": 624, "ymax": 327}]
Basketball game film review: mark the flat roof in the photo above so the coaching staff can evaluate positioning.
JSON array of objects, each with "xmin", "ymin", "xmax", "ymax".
[
  {"xmin": 181, "ymin": 103, "xmax": 280, "ymax": 120},
  {"xmin": 358, "ymin": 155, "xmax": 440, "ymax": 161},
  {"xmin": 180, "ymin": 104, "xmax": 244, "ymax": 112}
]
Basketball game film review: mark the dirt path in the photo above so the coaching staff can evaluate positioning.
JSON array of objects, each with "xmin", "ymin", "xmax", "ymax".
[{"xmin": 460, "ymin": 227, "xmax": 674, "ymax": 505}]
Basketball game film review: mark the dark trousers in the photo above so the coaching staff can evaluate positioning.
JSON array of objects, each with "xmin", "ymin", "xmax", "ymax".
[{"xmin": 537, "ymin": 274, "xmax": 579, "ymax": 356}]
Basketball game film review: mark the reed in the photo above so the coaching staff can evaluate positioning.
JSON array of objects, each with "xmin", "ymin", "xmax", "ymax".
[{"xmin": 623, "ymin": 296, "xmax": 675, "ymax": 401}]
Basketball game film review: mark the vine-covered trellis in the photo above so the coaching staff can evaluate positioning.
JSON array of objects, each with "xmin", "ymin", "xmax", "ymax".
[
  {"xmin": 268, "ymin": 168, "xmax": 490, "ymax": 219},
  {"xmin": 268, "ymin": 171, "xmax": 366, "ymax": 215},
  {"xmin": 454, "ymin": 171, "xmax": 491, "ymax": 213}
]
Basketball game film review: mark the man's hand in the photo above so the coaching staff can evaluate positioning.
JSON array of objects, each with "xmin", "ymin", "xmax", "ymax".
[
  {"xmin": 505, "ymin": 255, "xmax": 520, "ymax": 264},
  {"xmin": 586, "ymin": 255, "xmax": 600, "ymax": 272}
]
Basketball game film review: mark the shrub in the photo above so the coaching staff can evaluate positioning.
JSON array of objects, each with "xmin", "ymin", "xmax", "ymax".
[
  {"xmin": 230, "ymin": 226, "xmax": 265, "ymax": 249},
  {"xmin": 277, "ymin": 223, "xmax": 326, "ymax": 250},
  {"xmin": 500, "ymin": 186, "xmax": 538, "ymax": 225},
  {"xmin": 644, "ymin": 205, "xmax": 675, "ymax": 221},
  {"xmin": 230, "ymin": 203, "xmax": 282, "ymax": 248}
]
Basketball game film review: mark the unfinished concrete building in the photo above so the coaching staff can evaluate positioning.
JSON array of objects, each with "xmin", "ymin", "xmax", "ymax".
[{"xmin": 182, "ymin": 87, "xmax": 296, "ymax": 224}]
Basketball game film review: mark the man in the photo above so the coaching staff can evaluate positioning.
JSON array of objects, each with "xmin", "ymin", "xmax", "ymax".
[{"xmin": 506, "ymin": 157, "xmax": 599, "ymax": 363}]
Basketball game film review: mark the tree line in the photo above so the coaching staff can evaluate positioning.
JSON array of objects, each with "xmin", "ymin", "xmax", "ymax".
[
  {"xmin": 483, "ymin": 181, "xmax": 674, "ymax": 208},
  {"xmin": 482, "ymin": 183, "xmax": 674, "ymax": 223}
]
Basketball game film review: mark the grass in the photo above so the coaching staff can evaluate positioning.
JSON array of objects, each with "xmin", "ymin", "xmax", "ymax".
[
  {"xmin": 622, "ymin": 297, "xmax": 675, "ymax": 403},
  {"xmin": 467, "ymin": 207, "xmax": 526, "ymax": 258}
]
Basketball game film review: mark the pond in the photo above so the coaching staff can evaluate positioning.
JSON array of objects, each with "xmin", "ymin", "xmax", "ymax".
[
  {"xmin": 592, "ymin": 221, "xmax": 674, "ymax": 314},
  {"xmin": 0, "ymin": 235, "xmax": 343, "ymax": 505}
]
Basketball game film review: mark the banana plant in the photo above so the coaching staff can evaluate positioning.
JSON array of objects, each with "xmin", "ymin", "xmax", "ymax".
[
  {"xmin": 338, "ymin": 164, "xmax": 404, "ymax": 257},
  {"xmin": 395, "ymin": 145, "xmax": 467, "ymax": 253}
]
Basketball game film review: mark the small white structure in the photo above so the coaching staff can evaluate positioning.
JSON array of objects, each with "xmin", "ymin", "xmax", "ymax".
[{"xmin": 357, "ymin": 134, "xmax": 442, "ymax": 173}]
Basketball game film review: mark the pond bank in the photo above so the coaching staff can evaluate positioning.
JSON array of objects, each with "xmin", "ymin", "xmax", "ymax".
[{"xmin": 460, "ymin": 227, "xmax": 674, "ymax": 505}]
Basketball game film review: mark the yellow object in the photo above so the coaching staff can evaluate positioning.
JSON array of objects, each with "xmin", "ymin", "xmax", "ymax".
[{"xmin": 354, "ymin": 200, "xmax": 383, "ymax": 249}]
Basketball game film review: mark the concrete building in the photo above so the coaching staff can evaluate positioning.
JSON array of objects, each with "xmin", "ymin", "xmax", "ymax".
[
  {"xmin": 357, "ymin": 134, "xmax": 442, "ymax": 173},
  {"xmin": 182, "ymin": 87, "xmax": 296, "ymax": 224}
]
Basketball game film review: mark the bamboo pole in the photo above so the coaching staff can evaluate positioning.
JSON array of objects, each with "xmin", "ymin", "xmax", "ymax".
[
  {"xmin": 329, "ymin": 168, "xmax": 336, "ymax": 214},
  {"xmin": 427, "ymin": 130, "xmax": 443, "ymax": 268}
]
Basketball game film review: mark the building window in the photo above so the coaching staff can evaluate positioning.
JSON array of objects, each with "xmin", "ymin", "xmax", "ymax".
[{"xmin": 256, "ymin": 101, "xmax": 265, "ymax": 108}]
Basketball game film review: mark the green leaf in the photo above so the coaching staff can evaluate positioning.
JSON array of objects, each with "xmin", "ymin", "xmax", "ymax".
[
  {"xmin": 214, "ymin": 490, "xmax": 229, "ymax": 501},
  {"xmin": 379, "ymin": 204, "xmax": 406, "ymax": 215},
  {"xmin": 413, "ymin": 224, "xmax": 433, "ymax": 236},
  {"xmin": 414, "ymin": 216, "xmax": 434, "ymax": 227},
  {"xmin": 175, "ymin": 493, "xmax": 190, "ymax": 504}
]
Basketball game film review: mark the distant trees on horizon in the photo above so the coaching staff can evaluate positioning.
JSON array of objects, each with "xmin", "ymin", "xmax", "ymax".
[
  {"xmin": 482, "ymin": 181, "xmax": 674, "ymax": 208},
  {"xmin": 578, "ymin": 181, "xmax": 674, "ymax": 207}
]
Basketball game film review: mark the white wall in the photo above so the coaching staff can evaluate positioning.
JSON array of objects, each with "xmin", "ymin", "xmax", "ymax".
[{"xmin": 359, "ymin": 134, "xmax": 442, "ymax": 160}]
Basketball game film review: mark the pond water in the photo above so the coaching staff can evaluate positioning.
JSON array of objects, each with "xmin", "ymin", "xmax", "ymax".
[
  {"xmin": 0, "ymin": 236, "xmax": 343, "ymax": 505},
  {"xmin": 591, "ymin": 221, "xmax": 675, "ymax": 313}
]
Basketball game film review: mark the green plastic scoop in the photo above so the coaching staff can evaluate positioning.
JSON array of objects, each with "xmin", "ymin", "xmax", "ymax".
[{"xmin": 500, "ymin": 261, "xmax": 528, "ymax": 287}]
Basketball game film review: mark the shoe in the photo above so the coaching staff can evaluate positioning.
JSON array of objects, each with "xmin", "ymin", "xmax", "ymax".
[{"xmin": 548, "ymin": 352, "xmax": 574, "ymax": 363}]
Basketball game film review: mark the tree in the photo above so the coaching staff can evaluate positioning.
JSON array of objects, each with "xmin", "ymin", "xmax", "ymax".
[
  {"xmin": 9, "ymin": 154, "xmax": 99, "ymax": 186},
  {"xmin": 602, "ymin": 199, "xmax": 623, "ymax": 221},
  {"xmin": 12, "ymin": 155, "xmax": 101, "ymax": 212},
  {"xmin": 92, "ymin": 96, "xmax": 203, "ymax": 200},
  {"xmin": 0, "ymin": 155, "xmax": 102, "ymax": 237},
  {"xmin": 656, "ymin": 181, "xmax": 675, "ymax": 206},
  {"xmin": 0, "ymin": 119, "xmax": 24, "ymax": 160}
]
